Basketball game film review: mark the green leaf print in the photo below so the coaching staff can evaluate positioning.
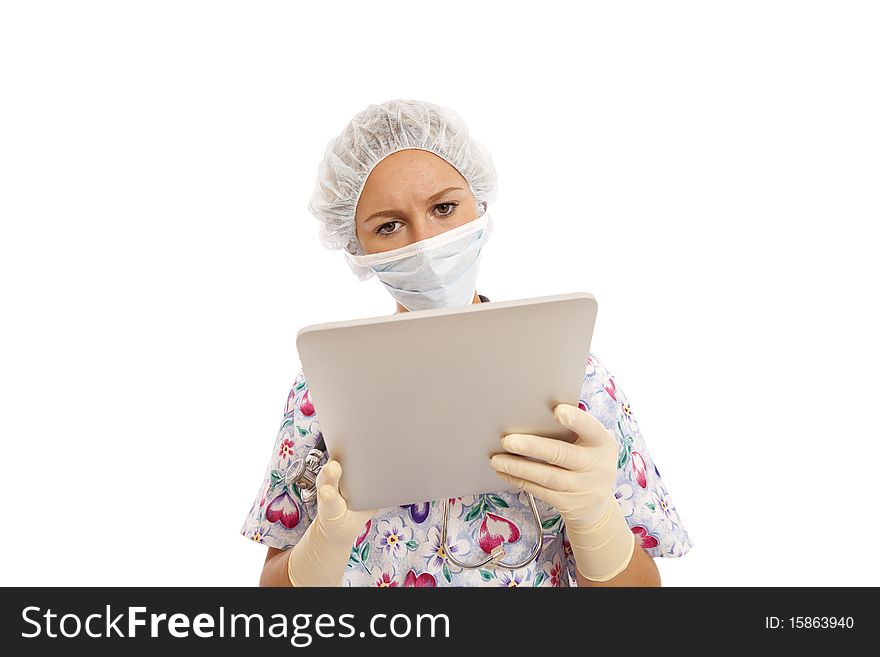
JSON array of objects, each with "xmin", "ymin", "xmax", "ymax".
[
  {"xmin": 646, "ymin": 502, "xmax": 656, "ymax": 512},
  {"xmin": 280, "ymin": 418, "xmax": 295, "ymax": 431},
  {"xmin": 360, "ymin": 542, "xmax": 370, "ymax": 562},
  {"xmin": 479, "ymin": 569, "xmax": 494, "ymax": 581},
  {"xmin": 297, "ymin": 426, "xmax": 308, "ymax": 437},
  {"xmin": 541, "ymin": 514, "xmax": 562, "ymax": 530},
  {"xmin": 405, "ymin": 540, "xmax": 419, "ymax": 551},
  {"xmin": 443, "ymin": 564, "xmax": 452, "ymax": 583},
  {"xmin": 616, "ymin": 420, "xmax": 633, "ymax": 469},
  {"xmin": 533, "ymin": 571, "xmax": 546, "ymax": 587},
  {"xmin": 465, "ymin": 504, "xmax": 483, "ymax": 522},
  {"xmin": 488, "ymin": 494, "xmax": 509, "ymax": 508},
  {"xmin": 295, "ymin": 381, "xmax": 306, "ymax": 391}
]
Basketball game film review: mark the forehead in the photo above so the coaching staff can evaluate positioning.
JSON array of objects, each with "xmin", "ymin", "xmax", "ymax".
[{"xmin": 359, "ymin": 149, "xmax": 466, "ymax": 204}]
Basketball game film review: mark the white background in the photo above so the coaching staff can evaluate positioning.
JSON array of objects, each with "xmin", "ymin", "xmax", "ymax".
[{"xmin": 1, "ymin": 1, "xmax": 878, "ymax": 587}]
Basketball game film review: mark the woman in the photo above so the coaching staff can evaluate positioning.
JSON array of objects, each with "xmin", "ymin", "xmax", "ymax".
[{"xmin": 240, "ymin": 99, "xmax": 693, "ymax": 587}]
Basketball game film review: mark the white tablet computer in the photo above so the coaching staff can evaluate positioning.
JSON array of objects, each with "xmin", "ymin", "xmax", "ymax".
[{"xmin": 295, "ymin": 291, "xmax": 597, "ymax": 511}]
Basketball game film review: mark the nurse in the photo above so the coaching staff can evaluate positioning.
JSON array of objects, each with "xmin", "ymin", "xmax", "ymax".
[{"xmin": 240, "ymin": 99, "xmax": 693, "ymax": 587}]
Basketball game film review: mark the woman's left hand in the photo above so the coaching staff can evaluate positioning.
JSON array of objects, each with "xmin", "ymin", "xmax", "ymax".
[
  {"xmin": 489, "ymin": 402, "xmax": 636, "ymax": 582},
  {"xmin": 489, "ymin": 402, "xmax": 619, "ymax": 530}
]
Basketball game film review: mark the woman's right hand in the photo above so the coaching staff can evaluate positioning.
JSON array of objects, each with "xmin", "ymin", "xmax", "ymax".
[
  {"xmin": 313, "ymin": 459, "xmax": 377, "ymax": 542},
  {"xmin": 286, "ymin": 459, "xmax": 376, "ymax": 587}
]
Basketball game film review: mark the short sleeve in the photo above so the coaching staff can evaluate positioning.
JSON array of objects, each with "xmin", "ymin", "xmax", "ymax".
[
  {"xmin": 562, "ymin": 352, "xmax": 694, "ymax": 584},
  {"xmin": 239, "ymin": 367, "xmax": 325, "ymax": 550}
]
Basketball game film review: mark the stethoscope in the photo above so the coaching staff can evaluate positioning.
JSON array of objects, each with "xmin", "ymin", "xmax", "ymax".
[{"xmin": 284, "ymin": 437, "xmax": 544, "ymax": 570}]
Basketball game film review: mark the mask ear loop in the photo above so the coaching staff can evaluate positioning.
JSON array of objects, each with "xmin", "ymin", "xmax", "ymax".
[{"xmin": 347, "ymin": 212, "xmax": 490, "ymax": 268}]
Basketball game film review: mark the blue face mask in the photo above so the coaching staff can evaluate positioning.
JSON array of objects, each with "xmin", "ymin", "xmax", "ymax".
[{"xmin": 346, "ymin": 212, "xmax": 492, "ymax": 311}]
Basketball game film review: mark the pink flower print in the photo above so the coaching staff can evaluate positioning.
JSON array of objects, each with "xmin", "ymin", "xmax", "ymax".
[
  {"xmin": 284, "ymin": 387, "xmax": 297, "ymax": 416},
  {"xmin": 497, "ymin": 570, "xmax": 527, "ymax": 587},
  {"xmin": 355, "ymin": 519, "xmax": 372, "ymax": 548},
  {"xmin": 265, "ymin": 491, "xmax": 301, "ymax": 529},
  {"xmin": 585, "ymin": 355, "xmax": 597, "ymax": 376},
  {"xmin": 375, "ymin": 572, "xmax": 397, "ymax": 587},
  {"xmin": 562, "ymin": 537, "xmax": 573, "ymax": 558},
  {"xmin": 604, "ymin": 377, "xmax": 618, "ymax": 401},
  {"xmin": 631, "ymin": 451, "xmax": 647, "ymax": 488},
  {"xmin": 478, "ymin": 513, "xmax": 521, "ymax": 554},
  {"xmin": 403, "ymin": 569, "xmax": 436, "ymax": 587},
  {"xmin": 372, "ymin": 563, "xmax": 399, "ymax": 588},
  {"xmin": 300, "ymin": 390, "xmax": 315, "ymax": 416},
  {"xmin": 543, "ymin": 557, "xmax": 564, "ymax": 587},
  {"xmin": 578, "ymin": 401, "xmax": 588, "ymax": 412},
  {"xmin": 417, "ymin": 525, "xmax": 471, "ymax": 574},
  {"xmin": 631, "ymin": 525, "xmax": 660, "ymax": 549},
  {"xmin": 278, "ymin": 433, "xmax": 295, "ymax": 461}
]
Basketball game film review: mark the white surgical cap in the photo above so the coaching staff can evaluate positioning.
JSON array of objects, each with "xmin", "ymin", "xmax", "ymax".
[{"xmin": 306, "ymin": 98, "xmax": 499, "ymax": 280}]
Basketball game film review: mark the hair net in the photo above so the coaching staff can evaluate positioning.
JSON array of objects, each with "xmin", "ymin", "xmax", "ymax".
[{"xmin": 306, "ymin": 98, "xmax": 499, "ymax": 280}]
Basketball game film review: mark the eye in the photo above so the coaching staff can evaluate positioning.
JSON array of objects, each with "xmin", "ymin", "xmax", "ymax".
[
  {"xmin": 434, "ymin": 202, "xmax": 458, "ymax": 216},
  {"xmin": 376, "ymin": 220, "xmax": 401, "ymax": 237}
]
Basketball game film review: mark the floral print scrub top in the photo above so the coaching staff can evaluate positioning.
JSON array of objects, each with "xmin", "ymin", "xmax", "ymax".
[{"xmin": 240, "ymin": 295, "xmax": 693, "ymax": 586}]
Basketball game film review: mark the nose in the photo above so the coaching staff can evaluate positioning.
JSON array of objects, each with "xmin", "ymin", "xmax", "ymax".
[{"xmin": 407, "ymin": 215, "xmax": 444, "ymax": 244}]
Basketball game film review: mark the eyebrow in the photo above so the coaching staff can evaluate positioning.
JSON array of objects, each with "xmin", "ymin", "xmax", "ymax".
[{"xmin": 362, "ymin": 186, "xmax": 464, "ymax": 225}]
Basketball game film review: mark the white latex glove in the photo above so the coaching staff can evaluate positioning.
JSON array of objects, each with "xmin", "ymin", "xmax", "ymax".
[
  {"xmin": 286, "ymin": 459, "xmax": 376, "ymax": 587},
  {"xmin": 489, "ymin": 403, "xmax": 635, "ymax": 582}
]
